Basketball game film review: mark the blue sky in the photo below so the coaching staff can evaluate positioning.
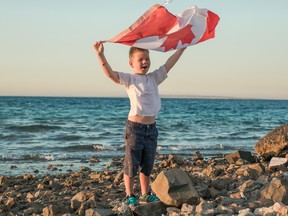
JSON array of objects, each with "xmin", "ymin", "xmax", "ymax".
[{"xmin": 1, "ymin": 0, "xmax": 288, "ymax": 99}]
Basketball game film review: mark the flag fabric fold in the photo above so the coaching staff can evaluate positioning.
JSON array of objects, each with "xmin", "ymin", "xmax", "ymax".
[{"xmin": 105, "ymin": 4, "xmax": 220, "ymax": 52}]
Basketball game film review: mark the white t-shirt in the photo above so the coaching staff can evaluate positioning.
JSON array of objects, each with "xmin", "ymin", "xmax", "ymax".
[{"xmin": 118, "ymin": 65, "xmax": 168, "ymax": 116}]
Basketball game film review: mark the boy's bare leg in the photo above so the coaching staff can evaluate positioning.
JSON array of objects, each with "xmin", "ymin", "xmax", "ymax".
[
  {"xmin": 140, "ymin": 172, "xmax": 150, "ymax": 195},
  {"xmin": 124, "ymin": 174, "xmax": 134, "ymax": 196}
]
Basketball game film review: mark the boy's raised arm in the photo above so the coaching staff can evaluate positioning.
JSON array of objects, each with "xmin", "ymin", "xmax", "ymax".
[
  {"xmin": 164, "ymin": 47, "xmax": 186, "ymax": 73},
  {"xmin": 93, "ymin": 41, "xmax": 120, "ymax": 84}
]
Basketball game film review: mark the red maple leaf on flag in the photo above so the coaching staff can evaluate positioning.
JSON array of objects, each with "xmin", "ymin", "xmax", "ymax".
[{"xmin": 160, "ymin": 24, "xmax": 195, "ymax": 52}]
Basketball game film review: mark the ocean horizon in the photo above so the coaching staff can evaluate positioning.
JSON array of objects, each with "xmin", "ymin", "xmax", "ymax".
[{"xmin": 1, "ymin": 94, "xmax": 287, "ymax": 100}]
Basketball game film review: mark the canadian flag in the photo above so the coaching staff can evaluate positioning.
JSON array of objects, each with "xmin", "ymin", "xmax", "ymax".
[{"xmin": 105, "ymin": 4, "xmax": 220, "ymax": 52}]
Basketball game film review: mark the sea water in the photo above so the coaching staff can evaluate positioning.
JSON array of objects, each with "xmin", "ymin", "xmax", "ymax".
[{"xmin": 1, "ymin": 96, "xmax": 288, "ymax": 176}]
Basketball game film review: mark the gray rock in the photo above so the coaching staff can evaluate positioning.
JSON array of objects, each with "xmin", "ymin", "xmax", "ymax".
[
  {"xmin": 85, "ymin": 208, "xmax": 116, "ymax": 216},
  {"xmin": 132, "ymin": 202, "xmax": 166, "ymax": 216}
]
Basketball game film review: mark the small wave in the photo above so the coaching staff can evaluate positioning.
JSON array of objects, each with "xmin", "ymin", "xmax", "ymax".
[
  {"xmin": 169, "ymin": 147, "xmax": 180, "ymax": 151},
  {"xmin": 212, "ymin": 134, "xmax": 259, "ymax": 141},
  {"xmin": 93, "ymin": 144, "xmax": 116, "ymax": 151},
  {"xmin": 7, "ymin": 125, "xmax": 61, "ymax": 132},
  {"xmin": 53, "ymin": 135, "xmax": 82, "ymax": 141},
  {"xmin": 99, "ymin": 131, "xmax": 113, "ymax": 136},
  {"xmin": 118, "ymin": 144, "xmax": 125, "ymax": 150},
  {"xmin": 25, "ymin": 154, "xmax": 57, "ymax": 161},
  {"xmin": 157, "ymin": 144, "xmax": 244, "ymax": 152},
  {"xmin": 60, "ymin": 144, "xmax": 114, "ymax": 152},
  {"xmin": 0, "ymin": 134, "xmax": 17, "ymax": 140},
  {"xmin": 93, "ymin": 144, "xmax": 111, "ymax": 151},
  {"xmin": 0, "ymin": 153, "xmax": 78, "ymax": 161}
]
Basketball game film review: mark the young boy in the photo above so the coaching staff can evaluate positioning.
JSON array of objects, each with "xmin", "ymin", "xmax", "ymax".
[{"xmin": 93, "ymin": 41, "xmax": 186, "ymax": 206}]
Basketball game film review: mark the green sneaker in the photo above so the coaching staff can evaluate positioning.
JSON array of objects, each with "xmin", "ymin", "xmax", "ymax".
[
  {"xmin": 139, "ymin": 193, "xmax": 160, "ymax": 204},
  {"xmin": 126, "ymin": 194, "xmax": 138, "ymax": 206}
]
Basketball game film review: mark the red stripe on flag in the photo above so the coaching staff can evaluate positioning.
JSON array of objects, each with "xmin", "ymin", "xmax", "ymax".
[
  {"xmin": 197, "ymin": 10, "xmax": 220, "ymax": 44},
  {"xmin": 108, "ymin": 4, "xmax": 178, "ymax": 46}
]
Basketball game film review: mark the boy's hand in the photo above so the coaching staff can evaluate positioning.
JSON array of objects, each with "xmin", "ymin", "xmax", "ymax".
[{"xmin": 93, "ymin": 41, "xmax": 104, "ymax": 55}]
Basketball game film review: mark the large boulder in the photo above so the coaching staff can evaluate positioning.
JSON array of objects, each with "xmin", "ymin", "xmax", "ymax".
[
  {"xmin": 151, "ymin": 168, "xmax": 199, "ymax": 207},
  {"xmin": 254, "ymin": 125, "xmax": 288, "ymax": 159}
]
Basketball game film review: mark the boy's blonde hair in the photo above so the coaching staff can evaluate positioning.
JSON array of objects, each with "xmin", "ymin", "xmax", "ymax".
[{"xmin": 129, "ymin": 47, "xmax": 149, "ymax": 59}]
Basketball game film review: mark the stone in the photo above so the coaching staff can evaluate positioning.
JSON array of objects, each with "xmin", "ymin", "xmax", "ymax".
[
  {"xmin": 89, "ymin": 157, "xmax": 100, "ymax": 163},
  {"xmin": 216, "ymin": 196, "xmax": 246, "ymax": 207},
  {"xmin": 151, "ymin": 168, "xmax": 199, "ymax": 207},
  {"xmin": 180, "ymin": 203, "xmax": 195, "ymax": 214},
  {"xmin": 258, "ymin": 177, "xmax": 288, "ymax": 206},
  {"xmin": 23, "ymin": 173, "xmax": 33, "ymax": 181},
  {"xmin": 49, "ymin": 181, "xmax": 62, "ymax": 191},
  {"xmin": 37, "ymin": 183, "xmax": 45, "ymax": 190},
  {"xmin": 235, "ymin": 163, "xmax": 265, "ymax": 179},
  {"xmin": 255, "ymin": 124, "xmax": 288, "ymax": 159},
  {"xmin": 85, "ymin": 208, "xmax": 116, "ymax": 216},
  {"xmin": 215, "ymin": 204, "xmax": 235, "ymax": 215},
  {"xmin": 208, "ymin": 187, "xmax": 221, "ymax": 199},
  {"xmin": 43, "ymin": 205, "xmax": 57, "ymax": 216},
  {"xmin": 235, "ymin": 158, "xmax": 250, "ymax": 165},
  {"xmin": 211, "ymin": 176, "xmax": 232, "ymax": 190},
  {"xmin": 0, "ymin": 176, "xmax": 4, "ymax": 187},
  {"xmin": 113, "ymin": 169, "xmax": 123, "ymax": 183},
  {"xmin": 238, "ymin": 208, "xmax": 254, "ymax": 216},
  {"xmin": 26, "ymin": 192, "xmax": 35, "ymax": 203},
  {"xmin": 166, "ymin": 207, "xmax": 181, "ymax": 215},
  {"xmin": 24, "ymin": 207, "xmax": 39, "ymax": 215},
  {"xmin": 71, "ymin": 191, "xmax": 95, "ymax": 210},
  {"xmin": 132, "ymin": 202, "xmax": 167, "ymax": 216},
  {"xmin": 254, "ymin": 206, "xmax": 273, "ymax": 216},
  {"xmin": 193, "ymin": 151, "xmax": 204, "ymax": 160},
  {"xmin": 256, "ymin": 175, "xmax": 269, "ymax": 185},
  {"xmin": 195, "ymin": 199, "xmax": 215, "ymax": 215},
  {"xmin": 168, "ymin": 154, "xmax": 185, "ymax": 166},
  {"xmin": 6, "ymin": 197, "xmax": 15, "ymax": 207},
  {"xmin": 225, "ymin": 151, "xmax": 255, "ymax": 164},
  {"xmin": 269, "ymin": 157, "xmax": 288, "ymax": 168},
  {"xmin": 203, "ymin": 165, "xmax": 223, "ymax": 178},
  {"xmin": 89, "ymin": 172, "xmax": 101, "ymax": 180},
  {"xmin": 271, "ymin": 202, "xmax": 288, "ymax": 215}
]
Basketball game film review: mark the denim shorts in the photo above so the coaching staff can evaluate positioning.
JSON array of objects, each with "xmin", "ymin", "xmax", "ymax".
[{"xmin": 123, "ymin": 120, "xmax": 158, "ymax": 177}]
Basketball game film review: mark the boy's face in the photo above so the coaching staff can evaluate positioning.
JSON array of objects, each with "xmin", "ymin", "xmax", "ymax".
[{"xmin": 129, "ymin": 50, "xmax": 150, "ymax": 75}]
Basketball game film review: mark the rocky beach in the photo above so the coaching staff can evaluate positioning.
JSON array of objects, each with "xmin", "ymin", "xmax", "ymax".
[{"xmin": 1, "ymin": 125, "xmax": 288, "ymax": 216}]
